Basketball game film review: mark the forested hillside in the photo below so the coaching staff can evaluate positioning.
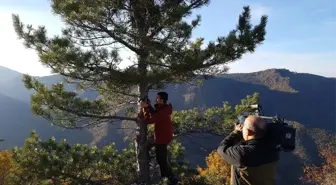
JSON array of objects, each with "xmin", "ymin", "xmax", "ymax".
[
  {"xmin": 1, "ymin": 67, "xmax": 335, "ymax": 150},
  {"xmin": 162, "ymin": 68, "xmax": 336, "ymax": 131},
  {"xmin": 0, "ymin": 93, "xmax": 93, "ymax": 149},
  {"xmin": 1, "ymin": 93, "xmax": 335, "ymax": 185},
  {"xmin": 1, "ymin": 61, "xmax": 335, "ymax": 184}
]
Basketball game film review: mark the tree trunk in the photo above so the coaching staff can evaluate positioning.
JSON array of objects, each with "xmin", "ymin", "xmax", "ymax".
[
  {"xmin": 135, "ymin": 57, "xmax": 150, "ymax": 183},
  {"xmin": 135, "ymin": 118, "xmax": 150, "ymax": 183}
]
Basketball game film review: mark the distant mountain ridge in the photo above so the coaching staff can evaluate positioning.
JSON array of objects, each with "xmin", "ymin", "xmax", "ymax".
[
  {"xmin": 161, "ymin": 68, "xmax": 335, "ymax": 131},
  {"xmin": 0, "ymin": 67, "xmax": 335, "ymax": 141},
  {"xmin": 1, "ymin": 66, "xmax": 335, "ymax": 185},
  {"xmin": 0, "ymin": 66, "xmax": 65, "ymax": 103},
  {"xmin": 0, "ymin": 66, "xmax": 335, "ymax": 132},
  {"xmin": 0, "ymin": 67, "xmax": 97, "ymax": 103},
  {"xmin": 0, "ymin": 66, "xmax": 22, "ymax": 85},
  {"xmin": 222, "ymin": 68, "xmax": 335, "ymax": 93},
  {"xmin": 223, "ymin": 68, "xmax": 298, "ymax": 92},
  {"xmin": 0, "ymin": 92, "xmax": 93, "ymax": 149},
  {"xmin": 0, "ymin": 67, "xmax": 125, "ymax": 150}
]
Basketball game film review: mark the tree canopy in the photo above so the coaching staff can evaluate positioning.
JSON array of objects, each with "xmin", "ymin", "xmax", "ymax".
[{"xmin": 12, "ymin": 0, "xmax": 267, "ymax": 128}]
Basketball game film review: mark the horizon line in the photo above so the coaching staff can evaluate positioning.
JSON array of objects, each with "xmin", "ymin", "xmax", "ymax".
[{"xmin": 1, "ymin": 65, "xmax": 335, "ymax": 79}]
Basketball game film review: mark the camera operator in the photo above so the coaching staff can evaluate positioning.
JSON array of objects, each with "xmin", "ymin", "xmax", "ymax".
[
  {"xmin": 217, "ymin": 115, "xmax": 280, "ymax": 185},
  {"xmin": 140, "ymin": 92, "xmax": 175, "ymax": 183}
]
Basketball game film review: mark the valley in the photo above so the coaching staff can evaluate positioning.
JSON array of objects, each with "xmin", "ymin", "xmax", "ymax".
[{"xmin": 0, "ymin": 66, "xmax": 335, "ymax": 184}]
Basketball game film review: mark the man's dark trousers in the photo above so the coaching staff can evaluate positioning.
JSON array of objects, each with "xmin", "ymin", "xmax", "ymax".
[{"xmin": 155, "ymin": 144, "xmax": 173, "ymax": 178}]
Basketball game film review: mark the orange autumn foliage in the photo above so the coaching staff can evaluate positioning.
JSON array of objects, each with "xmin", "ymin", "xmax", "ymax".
[
  {"xmin": 197, "ymin": 151, "xmax": 231, "ymax": 185},
  {"xmin": 302, "ymin": 146, "xmax": 336, "ymax": 185},
  {"xmin": 0, "ymin": 151, "xmax": 13, "ymax": 185}
]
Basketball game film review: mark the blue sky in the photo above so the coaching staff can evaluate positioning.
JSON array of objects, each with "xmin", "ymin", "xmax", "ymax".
[{"xmin": 0, "ymin": 0, "xmax": 335, "ymax": 77}]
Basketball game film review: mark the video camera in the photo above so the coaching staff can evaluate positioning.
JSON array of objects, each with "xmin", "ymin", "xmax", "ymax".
[
  {"xmin": 239, "ymin": 104, "xmax": 296, "ymax": 152},
  {"xmin": 138, "ymin": 94, "xmax": 155, "ymax": 113},
  {"xmin": 139, "ymin": 94, "xmax": 150, "ymax": 104}
]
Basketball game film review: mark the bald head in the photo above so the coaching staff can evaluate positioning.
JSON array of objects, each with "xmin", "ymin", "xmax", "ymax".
[{"xmin": 243, "ymin": 115, "xmax": 267, "ymax": 138}]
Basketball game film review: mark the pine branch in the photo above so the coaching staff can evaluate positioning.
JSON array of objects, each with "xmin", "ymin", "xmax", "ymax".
[
  {"xmin": 172, "ymin": 93, "xmax": 260, "ymax": 137},
  {"xmin": 11, "ymin": 131, "xmax": 138, "ymax": 184},
  {"xmin": 23, "ymin": 75, "xmax": 137, "ymax": 128},
  {"xmin": 149, "ymin": 1, "xmax": 207, "ymax": 37}
]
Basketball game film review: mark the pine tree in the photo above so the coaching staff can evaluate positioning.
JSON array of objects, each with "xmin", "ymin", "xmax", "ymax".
[
  {"xmin": 8, "ymin": 131, "xmax": 138, "ymax": 185},
  {"xmin": 12, "ymin": 0, "xmax": 267, "ymax": 183}
]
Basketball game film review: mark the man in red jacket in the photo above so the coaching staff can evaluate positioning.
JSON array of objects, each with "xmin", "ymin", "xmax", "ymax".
[{"xmin": 141, "ymin": 92, "xmax": 174, "ymax": 181}]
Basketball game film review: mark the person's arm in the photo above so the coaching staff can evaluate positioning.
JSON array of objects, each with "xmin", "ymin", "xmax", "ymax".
[
  {"xmin": 217, "ymin": 129, "xmax": 244, "ymax": 165},
  {"xmin": 143, "ymin": 105, "xmax": 157, "ymax": 124}
]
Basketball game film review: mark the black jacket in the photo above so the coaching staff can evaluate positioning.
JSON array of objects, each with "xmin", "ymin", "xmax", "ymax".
[{"xmin": 217, "ymin": 130, "xmax": 280, "ymax": 185}]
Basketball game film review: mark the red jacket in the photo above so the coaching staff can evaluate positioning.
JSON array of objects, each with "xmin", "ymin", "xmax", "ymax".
[{"xmin": 143, "ymin": 104, "xmax": 173, "ymax": 144}]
